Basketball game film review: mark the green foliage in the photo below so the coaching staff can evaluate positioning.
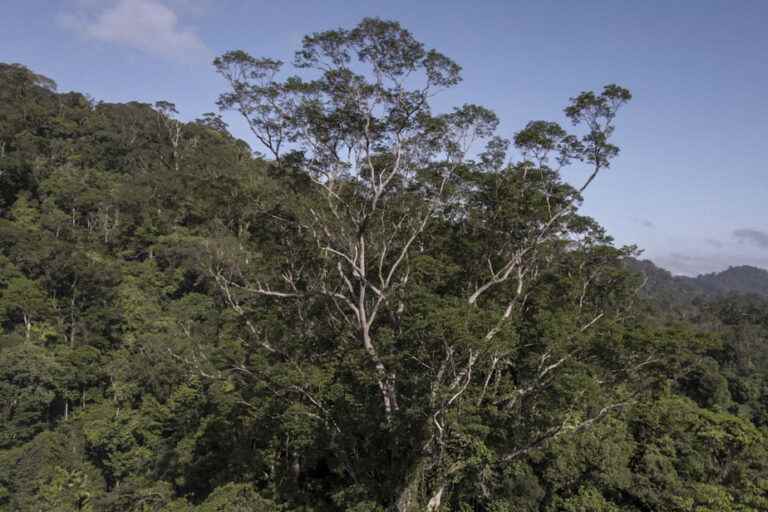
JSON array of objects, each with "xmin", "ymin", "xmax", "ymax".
[
  {"xmin": 1, "ymin": 18, "xmax": 767, "ymax": 512},
  {"xmin": 194, "ymin": 483, "xmax": 279, "ymax": 512}
]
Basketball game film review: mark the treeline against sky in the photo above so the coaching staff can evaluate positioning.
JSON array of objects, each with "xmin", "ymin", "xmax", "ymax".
[{"xmin": 1, "ymin": 18, "xmax": 768, "ymax": 512}]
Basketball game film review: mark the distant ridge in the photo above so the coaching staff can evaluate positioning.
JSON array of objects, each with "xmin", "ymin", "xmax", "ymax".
[
  {"xmin": 627, "ymin": 259, "xmax": 768, "ymax": 304},
  {"xmin": 694, "ymin": 265, "xmax": 768, "ymax": 296}
]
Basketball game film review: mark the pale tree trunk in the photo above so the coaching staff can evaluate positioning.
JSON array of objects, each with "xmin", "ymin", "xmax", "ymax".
[
  {"xmin": 426, "ymin": 485, "xmax": 445, "ymax": 512},
  {"xmin": 23, "ymin": 313, "xmax": 31, "ymax": 341},
  {"xmin": 396, "ymin": 458, "xmax": 426, "ymax": 512},
  {"xmin": 394, "ymin": 451, "xmax": 447, "ymax": 512}
]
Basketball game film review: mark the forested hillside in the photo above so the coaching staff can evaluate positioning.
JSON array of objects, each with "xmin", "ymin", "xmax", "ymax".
[
  {"xmin": 2, "ymin": 19, "xmax": 768, "ymax": 512},
  {"xmin": 629, "ymin": 259, "xmax": 768, "ymax": 305}
]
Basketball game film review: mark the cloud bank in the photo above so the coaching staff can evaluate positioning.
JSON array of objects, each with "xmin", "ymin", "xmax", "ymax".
[
  {"xmin": 59, "ymin": 0, "xmax": 209, "ymax": 60},
  {"xmin": 733, "ymin": 228, "xmax": 768, "ymax": 249}
]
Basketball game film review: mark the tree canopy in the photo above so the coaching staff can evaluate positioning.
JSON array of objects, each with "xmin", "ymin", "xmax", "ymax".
[{"xmin": 1, "ymin": 19, "xmax": 768, "ymax": 512}]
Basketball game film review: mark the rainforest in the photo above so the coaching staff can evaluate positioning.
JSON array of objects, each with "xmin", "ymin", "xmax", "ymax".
[{"xmin": 1, "ymin": 18, "xmax": 768, "ymax": 512}]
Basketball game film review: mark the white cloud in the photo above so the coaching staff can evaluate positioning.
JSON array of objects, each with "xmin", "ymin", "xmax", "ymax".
[{"xmin": 59, "ymin": 0, "xmax": 209, "ymax": 60}]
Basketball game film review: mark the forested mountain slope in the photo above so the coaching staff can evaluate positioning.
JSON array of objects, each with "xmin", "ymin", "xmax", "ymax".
[
  {"xmin": 629, "ymin": 258, "xmax": 768, "ymax": 304},
  {"xmin": 1, "ymin": 19, "xmax": 768, "ymax": 512},
  {"xmin": 695, "ymin": 265, "xmax": 768, "ymax": 296}
]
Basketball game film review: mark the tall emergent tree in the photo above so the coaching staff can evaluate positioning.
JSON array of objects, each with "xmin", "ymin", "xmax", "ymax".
[
  {"xmin": 211, "ymin": 17, "xmax": 650, "ymax": 511},
  {"xmin": 3, "ymin": 27, "xmax": 768, "ymax": 512}
]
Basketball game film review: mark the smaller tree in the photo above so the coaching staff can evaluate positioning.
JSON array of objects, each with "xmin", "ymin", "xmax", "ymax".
[{"xmin": 0, "ymin": 276, "xmax": 51, "ymax": 341}]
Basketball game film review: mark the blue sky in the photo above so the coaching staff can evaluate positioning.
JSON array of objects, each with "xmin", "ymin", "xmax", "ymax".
[{"xmin": 3, "ymin": 0, "xmax": 767, "ymax": 275}]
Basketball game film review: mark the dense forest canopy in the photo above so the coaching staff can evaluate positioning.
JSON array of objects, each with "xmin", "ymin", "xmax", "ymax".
[{"xmin": 1, "ymin": 18, "xmax": 768, "ymax": 512}]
